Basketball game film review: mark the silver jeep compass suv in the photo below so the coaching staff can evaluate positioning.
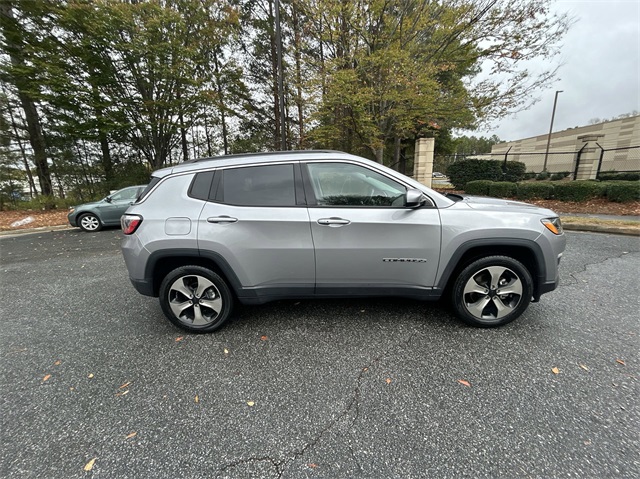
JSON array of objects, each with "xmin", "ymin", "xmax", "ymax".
[{"xmin": 121, "ymin": 150, "xmax": 565, "ymax": 333}]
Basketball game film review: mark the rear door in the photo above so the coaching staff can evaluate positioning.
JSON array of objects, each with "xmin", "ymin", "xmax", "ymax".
[
  {"xmin": 303, "ymin": 161, "xmax": 441, "ymax": 296},
  {"xmin": 197, "ymin": 163, "xmax": 315, "ymax": 302}
]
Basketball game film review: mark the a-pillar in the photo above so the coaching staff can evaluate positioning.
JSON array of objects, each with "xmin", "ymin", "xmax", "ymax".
[
  {"xmin": 413, "ymin": 137, "xmax": 434, "ymax": 187},
  {"xmin": 575, "ymin": 134, "xmax": 604, "ymax": 180}
]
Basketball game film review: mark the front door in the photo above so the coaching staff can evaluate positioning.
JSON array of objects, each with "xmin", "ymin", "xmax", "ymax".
[{"xmin": 303, "ymin": 161, "xmax": 441, "ymax": 296}]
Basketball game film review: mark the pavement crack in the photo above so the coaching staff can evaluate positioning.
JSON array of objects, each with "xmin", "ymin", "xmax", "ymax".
[
  {"xmin": 216, "ymin": 331, "xmax": 416, "ymax": 478},
  {"xmin": 216, "ymin": 455, "xmax": 282, "ymax": 478},
  {"xmin": 561, "ymin": 251, "xmax": 636, "ymax": 287}
]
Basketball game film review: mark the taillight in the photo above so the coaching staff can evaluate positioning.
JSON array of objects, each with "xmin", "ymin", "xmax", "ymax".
[{"xmin": 121, "ymin": 214, "xmax": 143, "ymax": 235}]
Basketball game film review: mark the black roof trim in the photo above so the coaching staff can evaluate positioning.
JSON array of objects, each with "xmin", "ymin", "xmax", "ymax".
[{"xmin": 183, "ymin": 150, "xmax": 343, "ymax": 164}]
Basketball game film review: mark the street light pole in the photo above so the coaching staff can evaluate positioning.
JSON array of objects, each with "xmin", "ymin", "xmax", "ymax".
[{"xmin": 542, "ymin": 90, "xmax": 563, "ymax": 172}]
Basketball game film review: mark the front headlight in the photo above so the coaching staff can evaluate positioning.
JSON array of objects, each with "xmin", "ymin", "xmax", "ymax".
[{"xmin": 541, "ymin": 217, "xmax": 563, "ymax": 235}]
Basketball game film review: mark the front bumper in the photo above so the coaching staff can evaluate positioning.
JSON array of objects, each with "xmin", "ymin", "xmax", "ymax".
[{"xmin": 67, "ymin": 212, "xmax": 78, "ymax": 227}]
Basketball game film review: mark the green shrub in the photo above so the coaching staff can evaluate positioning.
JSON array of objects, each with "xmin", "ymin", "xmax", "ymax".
[
  {"xmin": 464, "ymin": 180, "xmax": 494, "ymax": 196},
  {"xmin": 605, "ymin": 181, "xmax": 640, "ymax": 202},
  {"xmin": 536, "ymin": 171, "xmax": 550, "ymax": 181},
  {"xmin": 599, "ymin": 172, "xmax": 640, "ymax": 181},
  {"xmin": 447, "ymin": 159, "xmax": 503, "ymax": 189},
  {"xmin": 516, "ymin": 182, "xmax": 555, "ymax": 200},
  {"xmin": 552, "ymin": 181, "xmax": 603, "ymax": 202},
  {"xmin": 523, "ymin": 172, "xmax": 537, "ymax": 180},
  {"xmin": 489, "ymin": 181, "xmax": 517, "ymax": 198},
  {"xmin": 503, "ymin": 161, "xmax": 527, "ymax": 182},
  {"xmin": 550, "ymin": 171, "xmax": 570, "ymax": 181}
]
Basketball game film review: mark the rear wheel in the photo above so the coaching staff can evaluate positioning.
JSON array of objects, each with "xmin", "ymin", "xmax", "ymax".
[
  {"xmin": 159, "ymin": 266, "xmax": 234, "ymax": 333},
  {"xmin": 451, "ymin": 256, "xmax": 533, "ymax": 327}
]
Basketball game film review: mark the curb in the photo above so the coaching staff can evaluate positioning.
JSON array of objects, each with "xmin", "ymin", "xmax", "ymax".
[
  {"xmin": 562, "ymin": 223, "xmax": 640, "ymax": 236},
  {"xmin": 0, "ymin": 225, "xmax": 73, "ymax": 238}
]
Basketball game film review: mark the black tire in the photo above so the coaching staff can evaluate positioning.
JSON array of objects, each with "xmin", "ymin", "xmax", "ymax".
[
  {"xmin": 451, "ymin": 255, "xmax": 533, "ymax": 327},
  {"xmin": 159, "ymin": 266, "xmax": 234, "ymax": 333},
  {"xmin": 78, "ymin": 213, "xmax": 102, "ymax": 232}
]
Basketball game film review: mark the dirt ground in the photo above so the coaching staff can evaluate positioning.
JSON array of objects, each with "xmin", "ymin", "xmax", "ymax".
[{"xmin": 1, "ymin": 198, "xmax": 639, "ymax": 232}]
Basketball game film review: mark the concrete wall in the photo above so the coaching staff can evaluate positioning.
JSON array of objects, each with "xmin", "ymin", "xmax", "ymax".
[{"xmin": 490, "ymin": 115, "xmax": 640, "ymax": 176}]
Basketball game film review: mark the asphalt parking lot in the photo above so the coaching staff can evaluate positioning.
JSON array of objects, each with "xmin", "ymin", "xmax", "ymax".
[{"xmin": 1, "ymin": 229, "xmax": 638, "ymax": 478}]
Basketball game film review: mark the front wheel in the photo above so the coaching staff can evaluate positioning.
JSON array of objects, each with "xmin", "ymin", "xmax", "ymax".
[
  {"xmin": 451, "ymin": 256, "xmax": 533, "ymax": 327},
  {"xmin": 159, "ymin": 266, "xmax": 234, "ymax": 333},
  {"xmin": 78, "ymin": 213, "xmax": 102, "ymax": 232}
]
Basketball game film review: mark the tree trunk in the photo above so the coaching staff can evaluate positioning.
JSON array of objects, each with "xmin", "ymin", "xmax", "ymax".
[
  {"xmin": 292, "ymin": 0, "xmax": 304, "ymax": 148},
  {"xmin": 268, "ymin": 0, "xmax": 281, "ymax": 150},
  {"xmin": 0, "ymin": 1, "xmax": 53, "ymax": 199},
  {"xmin": 212, "ymin": 51, "xmax": 229, "ymax": 155},
  {"xmin": 6, "ymin": 100, "xmax": 37, "ymax": 196}
]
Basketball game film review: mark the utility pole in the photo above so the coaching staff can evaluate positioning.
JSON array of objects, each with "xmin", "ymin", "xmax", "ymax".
[
  {"xmin": 274, "ymin": 0, "xmax": 287, "ymax": 150},
  {"xmin": 543, "ymin": 90, "xmax": 563, "ymax": 172}
]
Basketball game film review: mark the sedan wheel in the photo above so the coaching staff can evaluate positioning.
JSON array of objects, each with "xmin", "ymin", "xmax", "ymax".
[
  {"xmin": 78, "ymin": 213, "xmax": 102, "ymax": 232},
  {"xmin": 452, "ymin": 256, "xmax": 533, "ymax": 327},
  {"xmin": 159, "ymin": 266, "xmax": 233, "ymax": 333}
]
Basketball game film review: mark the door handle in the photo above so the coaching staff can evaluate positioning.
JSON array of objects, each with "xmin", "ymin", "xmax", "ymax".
[
  {"xmin": 207, "ymin": 216, "xmax": 238, "ymax": 224},
  {"xmin": 317, "ymin": 217, "xmax": 351, "ymax": 226}
]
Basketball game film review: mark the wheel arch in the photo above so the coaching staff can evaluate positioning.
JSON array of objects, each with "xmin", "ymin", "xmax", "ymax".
[
  {"xmin": 145, "ymin": 249, "xmax": 243, "ymax": 298},
  {"xmin": 437, "ymin": 239, "xmax": 545, "ymax": 300}
]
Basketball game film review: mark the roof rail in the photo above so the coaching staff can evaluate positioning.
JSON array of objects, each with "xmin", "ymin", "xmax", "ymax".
[{"xmin": 183, "ymin": 149, "xmax": 344, "ymax": 164}]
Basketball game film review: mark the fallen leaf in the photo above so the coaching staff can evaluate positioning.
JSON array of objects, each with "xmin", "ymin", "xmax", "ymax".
[
  {"xmin": 195, "ymin": 395, "xmax": 199, "ymax": 403},
  {"xmin": 119, "ymin": 381, "xmax": 131, "ymax": 389},
  {"xmin": 54, "ymin": 360, "xmax": 61, "ymax": 366},
  {"xmin": 116, "ymin": 390, "xmax": 129, "ymax": 397},
  {"xmin": 616, "ymin": 359, "xmax": 626, "ymax": 366},
  {"xmin": 294, "ymin": 302, "xmax": 300, "ymax": 306},
  {"xmin": 457, "ymin": 379, "xmax": 471, "ymax": 387},
  {"xmin": 552, "ymin": 367, "xmax": 560, "ymax": 375},
  {"xmin": 308, "ymin": 463, "xmax": 318, "ymax": 469},
  {"xmin": 88, "ymin": 373, "xmax": 94, "ymax": 379},
  {"xmin": 84, "ymin": 458, "xmax": 96, "ymax": 471},
  {"xmin": 224, "ymin": 348, "xmax": 229, "ymax": 355},
  {"xmin": 175, "ymin": 336, "xmax": 184, "ymax": 342},
  {"xmin": 360, "ymin": 310, "xmax": 365, "ymax": 313},
  {"xmin": 43, "ymin": 374, "xmax": 51, "ymax": 382},
  {"xmin": 247, "ymin": 401, "xmax": 255, "ymax": 407},
  {"xmin": 385, "ymin": 378, "xmax": 392, "ymax": 385},
  {"xmin": 260, "ymin": 335, "xmax": 268, "ymax": 341},
  {"xmin": 579, "ymin": 364, "xmax": 589, "ymax": 371},
  {"xmin": 126, "ymin": 432, "xmax": 137, "ymax": 439},
  {"xmin": 363, "ymin": 367, "xmax": 368, "ymax": 372}
]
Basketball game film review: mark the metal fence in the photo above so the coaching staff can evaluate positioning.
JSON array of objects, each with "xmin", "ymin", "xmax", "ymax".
[
  {"xmin": 596, "ymin": 145, "xmax": 640, "ymax": 178},
  {"xmin": 434, "ymin": 145, "xmax": 640, "ymax": 179}
]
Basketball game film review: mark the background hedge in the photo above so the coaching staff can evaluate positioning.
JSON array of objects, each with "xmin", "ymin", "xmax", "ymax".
[
  {"xmin": 447, "ymin": 159, "xmax": 503, "ymax": 189},
  {"xmin": 515, "ymin": 182, "xmax": 555, "ymax": 200},
  {"xmin": 605, "ymin": 181, "xmax": 640, "ymax": 202},
  {"xmin": 489, "ymin": 181, "xmax": 517, "ymax": 198},
  {"xmin": 461, "ymin": 179, "xmax": 640, "ymax": 203},
  {"xmin": 464, "ymin": 180, "xmax": 493, "ymax": 195}
]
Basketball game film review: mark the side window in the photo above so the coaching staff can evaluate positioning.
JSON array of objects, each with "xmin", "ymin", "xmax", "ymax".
[
  {"xmin": 111, "ymin": 187, "xmax": 138, "ymax": 202},
  {"xmin": 306, "ymin": 163, "xmax": 406, "ymax": 207},
  {"xmin": 189, "ymin": 171, "xmax": 215, "ymax": 201},
  {"xmin": 222, "ymin": 164, "xmax": 296, "ymax": 207}
]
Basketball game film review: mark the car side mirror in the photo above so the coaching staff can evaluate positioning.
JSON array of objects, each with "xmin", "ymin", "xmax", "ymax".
[{"xmin": 405, "ymin": 188, "xmax": 425, "ymax": 208}]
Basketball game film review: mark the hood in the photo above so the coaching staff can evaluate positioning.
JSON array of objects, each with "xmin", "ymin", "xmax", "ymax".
[
  {"xmin": 448, "ymin": 194, "xmax": 558, "ymax": 217},
  {"xmin": 74, "ymin": 199, "xmax": 106, "ymax": 209}
]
